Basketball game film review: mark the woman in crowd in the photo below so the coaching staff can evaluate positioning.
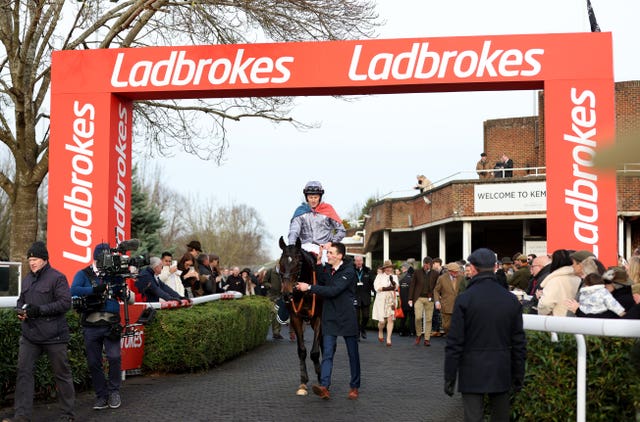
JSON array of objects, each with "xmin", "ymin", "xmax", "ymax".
[
  {"xmin": 371, "ymin": 260, "xmax": 398, "ymax": 347},
  {"xmin": 537, "ymin": 249, "xmax": 581, "ymax": 316},
  {"xmin": 178, "ymin": 253, "xmax": 201, "ymax": 297},
  {"xmin": 565, "ymin": 272, "xmax": 626, "ymax": 318},
  {"xmin": 629, "ymin": 256, "xmax": 640, "ymax": 293}
]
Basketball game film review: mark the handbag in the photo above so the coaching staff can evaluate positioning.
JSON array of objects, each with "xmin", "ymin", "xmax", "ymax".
[{"xmin": 394, "ymin": 292, "xmax": 404, "ymax": 319}]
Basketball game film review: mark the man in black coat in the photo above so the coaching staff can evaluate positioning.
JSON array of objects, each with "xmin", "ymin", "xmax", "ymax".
[
  {"xmin": 353, "ymin": 255, "xmax": 374, "ymax": 339},
  {"xmin": 10, "ymin": 241, "xmax": 75, "ymax": 421},
  {"xmin": 296, "ymin": 242, "xmax": 361, "ymax": 401},
  {"xmin": 444, "ymin": 248, "xmax": 526, "ymax": 421}
]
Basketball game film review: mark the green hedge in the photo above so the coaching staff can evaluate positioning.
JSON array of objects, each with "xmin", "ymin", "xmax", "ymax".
[
  {"xmin": 512, "ymin": 331, "xmax": 640, "ymax": 421},
  {"xmin": 0, "ymin": 296, "xmax": 271, "ymax": 406},
  {"xmin": 143, "ymin": 296, "xmax": 271, "ymax": 372},
  {"xmin": 0, "ymin": 309, "xmax": 91, "ymax": 406}
]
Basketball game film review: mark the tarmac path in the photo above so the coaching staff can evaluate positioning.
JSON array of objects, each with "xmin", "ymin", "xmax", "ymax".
[{"xmin": 0, "ymin": 328, "xmax": 464, "ymax": 422}]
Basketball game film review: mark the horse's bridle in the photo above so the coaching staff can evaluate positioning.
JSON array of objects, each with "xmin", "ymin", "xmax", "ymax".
[{"xmin": 282, "ymin": 250, "xmax": 317, "ymax": 318}]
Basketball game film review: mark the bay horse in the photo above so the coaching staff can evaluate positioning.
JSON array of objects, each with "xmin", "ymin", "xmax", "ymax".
[{"xmin": 278, "ymin": 236, "xmax": 323, "ymax": 396}]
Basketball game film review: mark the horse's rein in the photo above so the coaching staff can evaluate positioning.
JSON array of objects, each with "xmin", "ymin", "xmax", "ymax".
[{"xmin": 291, "ymin": 253, "xmax": 317, "ymax": 318}]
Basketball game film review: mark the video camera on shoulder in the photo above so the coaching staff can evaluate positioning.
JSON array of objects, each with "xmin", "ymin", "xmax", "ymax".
[{"xmin": 95, "ymin": 239, "xmax": 149, "ymax": 278}]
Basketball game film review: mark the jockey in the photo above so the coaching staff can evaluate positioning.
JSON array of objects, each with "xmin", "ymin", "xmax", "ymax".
[{"xmin": 288, "ymin": 181, "xmax": 346, "ymax": 259}]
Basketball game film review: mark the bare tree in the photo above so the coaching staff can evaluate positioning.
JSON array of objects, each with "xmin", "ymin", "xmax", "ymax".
[
  {"xmin": 0, "ymin": 1, "xmax": 379, "ymax": 263},
  {"xmin": 182, "ymin": 200, "xmax": 270, "ymax": 267}
]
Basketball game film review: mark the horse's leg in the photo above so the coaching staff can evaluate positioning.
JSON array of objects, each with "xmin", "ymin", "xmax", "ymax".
[
  {"xmin": 310, "ymin": 315, "xmax": 323, "ymax": 383},
  {"xmin": 291, "ymin": 316, "xmax": 309, "ymax": 395}
]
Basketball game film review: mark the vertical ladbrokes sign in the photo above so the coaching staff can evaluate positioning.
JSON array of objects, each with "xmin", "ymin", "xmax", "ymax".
[{"xmin": 50, "ymin": 32, "xmax": 617, "ymax": 278}]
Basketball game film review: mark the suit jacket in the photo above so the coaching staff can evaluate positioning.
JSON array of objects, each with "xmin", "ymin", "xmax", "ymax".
[
  {"xmin": 408, "ymin": 268, "xmax": 439, "ymax": 302},
  {"xmin": 354, "ymin": 264, "xmax": 374, "ymax": 307},
  {"xmin": 445, "ymin": 272, "xmax": 526, "ymax": 394},
  {"xmin": 311, "ymin": 262, "xmax": 358, "ymax": 337},
  {"xmin": 434, "ymin": 272, "xmax": 464, "ymax": 314},
  {"xmin": 136, "ymin": 267, "xmax": 182, "ymax": 302}
]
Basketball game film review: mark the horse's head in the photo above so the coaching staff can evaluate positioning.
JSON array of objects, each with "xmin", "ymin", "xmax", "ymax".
[{"xmin": 278, "ymin": 236, "xmax": 303, "ymax": 296}]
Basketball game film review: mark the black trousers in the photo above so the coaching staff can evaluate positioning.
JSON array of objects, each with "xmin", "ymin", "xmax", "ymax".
[
  {"xmin": 355, "ymin": 305, "xmax": 369, "ymax": 332},
  {"xmin": 462, "ymin": 392, "xmax": 510, "ymax": 422}
]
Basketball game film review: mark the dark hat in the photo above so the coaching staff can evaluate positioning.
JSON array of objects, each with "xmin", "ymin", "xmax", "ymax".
[
  {"xmin": 186, "ymin": 240, "xmax": 202, "ymax": 252},
  {"xmin": 468, "ymin": 248, "xmax": 497, "ymax": 269},
  {"xmin": 422, "ymin": 256, "xmax": 433, "ymax": 264},
  {"xmin": 93, "ymin": 243, "xmax": 111, "ymax": 261},
  {"xmin": 603, "ymin": 267, "xmax": 632, "ymax": 285},
  {"xmin": 570, "ymin": 250, "xmax": 596, "ymax": 263},
  {"xmin": 501, "ymin": 257, "xmax": 513, "ymax": 264},
  {"xmin": 27, "ymin": 241, "xmax": 49, "ymax": 260},
  {"xmin": 241, "ymin": 267, "xmax": 252, "ymax": 275},
  {"xmin": 480, "ymin": 152, "xmax": 487, "ymax": 157}
]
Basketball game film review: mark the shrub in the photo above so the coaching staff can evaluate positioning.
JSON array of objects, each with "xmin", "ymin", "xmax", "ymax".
[
  {"xmin": 0, "ymin": 296, "xmax": 271, "ymax": 405},
  {"xmin": 143, "ymin": 296, "xmax": 271, "ymax": 372},
  {"xmin": 512, "ymin": 331, "xmax": 640, "ymax": 421}
]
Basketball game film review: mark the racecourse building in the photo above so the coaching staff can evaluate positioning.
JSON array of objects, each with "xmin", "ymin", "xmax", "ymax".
[{"xmin": 351, "ymin": 81, "xmax": 640, "ymax": 265}]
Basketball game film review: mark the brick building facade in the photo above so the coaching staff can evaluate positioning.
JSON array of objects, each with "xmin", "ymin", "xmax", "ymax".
[{"xmin": 357, "ymin": 81, "xmax": 640, "ymax": 266}]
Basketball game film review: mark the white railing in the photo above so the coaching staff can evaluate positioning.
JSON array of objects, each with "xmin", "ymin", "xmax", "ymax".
[{"xmin": 523, "ymin": 315, "xmax": 640, "ymax": 422}]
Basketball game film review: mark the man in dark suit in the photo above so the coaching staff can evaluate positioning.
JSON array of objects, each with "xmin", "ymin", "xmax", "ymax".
[
  {"xmin": 353, "ymin": 255, "xmax": 374, "ymax": 339},
  {"xmin": 296, "ymin": 242, "xmax": 361, "ymax": 401},
  {"xmin": 444, "ymin": 248, "xmax": 526, "ymax": 421},
  {"xmin": 135, "ymin": 257, "xmax": 184, "ymax": 303}
]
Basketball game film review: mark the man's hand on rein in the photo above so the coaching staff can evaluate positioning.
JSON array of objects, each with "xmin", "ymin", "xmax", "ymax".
[{"xmin": 297, "ymin": 282, "xmax": 310, "ymax": 292}]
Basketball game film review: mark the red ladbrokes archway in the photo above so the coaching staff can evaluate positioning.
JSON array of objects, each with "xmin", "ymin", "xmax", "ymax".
[{"xmin": 50, "ymin": 32, "xmax": 617, "ymax": 278}]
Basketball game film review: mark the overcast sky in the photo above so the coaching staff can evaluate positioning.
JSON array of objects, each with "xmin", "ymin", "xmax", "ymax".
[{"xmin": 144, "ymin": 0, "xmax": 640, "ymax": 260}]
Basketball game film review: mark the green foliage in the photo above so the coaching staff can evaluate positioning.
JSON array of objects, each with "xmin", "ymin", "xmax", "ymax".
[
  {"xmin": 0, "ymin": 310, "xmax": 91, "ymax": 406},
  {"xmin": 143, "ymin": 296, "xmax": 271, "ymax": 372},
  {"xmin": 131, "ymin": 166, "xmax": 164, "ymax": 255},
  {"xmin": 0, "ymin": 297, "xmax": 270, "ymax": 406},
  {"xmin": 512, "ymin": 331, "xmax": 640, "ymax": 421}
]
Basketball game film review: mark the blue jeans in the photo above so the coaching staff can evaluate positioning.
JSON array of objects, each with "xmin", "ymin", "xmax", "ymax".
[
  {"xmin": 83, "ymin": 325, "xmax": 122, "ymax": 399},
  {"xmin": 320, "ymin": 334, "xmax": 361, "ymax": 389}
]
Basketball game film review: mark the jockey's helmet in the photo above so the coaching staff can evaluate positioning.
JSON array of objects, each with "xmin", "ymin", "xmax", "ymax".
[{"xmin": 303, "ymin": 181, "xmax": 324, "ymax": 196}]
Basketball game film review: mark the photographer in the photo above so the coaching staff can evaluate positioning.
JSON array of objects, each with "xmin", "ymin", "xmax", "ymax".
[{"xmin": 70, "ymin": 243, "xmax": 134, "ymax": 411}]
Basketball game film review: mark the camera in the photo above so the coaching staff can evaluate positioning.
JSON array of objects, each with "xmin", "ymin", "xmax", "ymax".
[
  {"xmin": 72, "ymin": 294, "xmax": 105, "ymax": 313},
  {"xmin": 95, "ymin": 239, "xmax": 149, "ymax": 277}
]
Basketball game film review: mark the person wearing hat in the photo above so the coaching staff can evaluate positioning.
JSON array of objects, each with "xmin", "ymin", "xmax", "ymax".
[
  {"xmin": 495, "ymin": 257, "xmax": 513, "ymax": 289},
  {"xmin": 508, "ymin": 254, "xmax": 531, "ymax": 291},
  {"xmin": 71, "ymin": 243, "xmax": 135, "ymax": 411},
  {"xmin": 288, "ymin": 181, "xmax": 346, "ymax": 259},
  {"xmin": 371, "ymin": 260, "xmax": 399, "ymax": 346},
  {"xmin": 8, "ymin": 241, "xmax": 75, "ymax": 421},
  {"xmin": 408, "ymin": 256, "xmax": 440, "ymax": 346},
  {"xmin": 537, "ymin": 249, "xmax": 582, "ymax": 317},
  {"xmin": 434, "ymin": 263, "xmax": 465, "ymax": 336},
  {"xmin": 135, "ymin": 257, "xmax": 185, "ymax": 303},
  {"xmin": 444, "ymin": 248, "xmax": 526, "ymax": 421},
  {"xmin": 476, "ymin": 152, "xmax": 491, "ymax": 179}
]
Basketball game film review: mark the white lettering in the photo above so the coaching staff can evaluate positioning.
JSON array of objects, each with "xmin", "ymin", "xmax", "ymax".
[
  {"xmin": 564, "ymin": 88, "xmax": 599, "ymax": 256},
  {"xmin": 110, "ymin": 50, "xmax": 294, "ymax": 88},
  {"xmin": 63, "ymin": 101, "xmax": 95, "ymax": 264}
]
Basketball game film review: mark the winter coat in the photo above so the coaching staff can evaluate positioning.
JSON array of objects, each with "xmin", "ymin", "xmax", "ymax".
[
  {"xmin": 445, "ymin": 272, "xmax": 526, "ymax": 394},
  {"xmin": 537, "ymin": 266, "xmax": 581, "ymax": 316},
  {"xmin": 310, "ymin": 262, "xmax": 358, "ymax": 337},
  {"xmin": 17, "ymin": 262, "xmax": 71, "ymax": 344}
]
